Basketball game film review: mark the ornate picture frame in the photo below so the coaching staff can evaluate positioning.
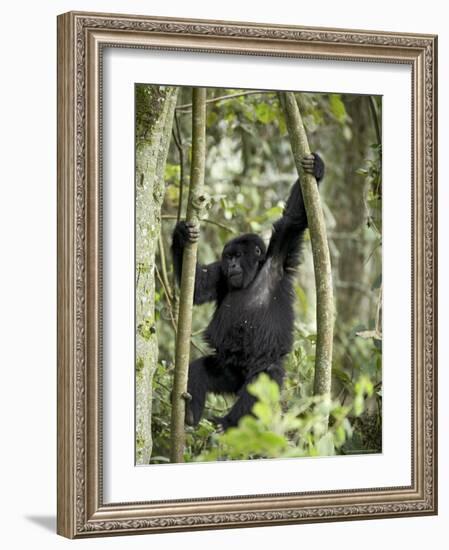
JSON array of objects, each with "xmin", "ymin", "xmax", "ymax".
[{"xmin": 57, "ymin": 11, "xmax": 437, "ymax": 538}]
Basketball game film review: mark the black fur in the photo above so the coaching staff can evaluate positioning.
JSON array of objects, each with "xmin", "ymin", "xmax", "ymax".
[{"xmin": 172, "ymin": 153, "xmax": 325, "ymax": 430}]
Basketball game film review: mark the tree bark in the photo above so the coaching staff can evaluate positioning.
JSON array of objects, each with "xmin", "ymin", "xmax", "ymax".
[
  {"xmin": 135, "ymin": 85, "xmax": 179, "ymax": 464},
  {"xmin": 170, "ymin": 88, "xmax": 207, "ymax": 463},
  {"xmin": 335, "ymin": 96, "xmax": 373, "ymax": 325},
  {"xmin": 279, "ymin": 92, "xmax": 334, "ymax": 401}
]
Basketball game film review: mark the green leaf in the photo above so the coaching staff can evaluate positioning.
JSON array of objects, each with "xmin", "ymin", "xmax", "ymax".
[
  {"xmin": 164, "ymin": 163, "xmax": 180, "ymax": 181},
  {"xmin": 332, "ymin": 367, "xmax": 353, "ymax": 389},
  {"xmin": 252, "ymin": 402, "xmax": 273, "ymax": 425},
  {"xmin": 371, "ymin": 273, "xmax": 382, "ymax": 290},
  {"xmin": 264, "ymin": 206, "xmax": 283, "ymax": 220},
  {"xmin": 353, "ymin": 375, "xmax": 374, "ymax": 416},
  {"xmin": 255, "ymin": 102, "xmax": 276, "ymax": 124},
  {"xmin": 258, "ymin": 431, "xmax": 286, "ymax": 452},
  {"xmin": 295, "ymin": 285, "xmax": 308, "ymax": 315},
  {"xmin": 248, "ymin": 373, "xmax": 280, "ymax": 405},
  {"xmin": 206, "ymin": 111, "xmax": 218, "ymax": 127},
  {"xmin": 329, "ymin": 94, "xmax": 347, "ymax": 122},
  {"xmin": 316, "ymin": 432, "xmax": 335, "ymax": 456}
]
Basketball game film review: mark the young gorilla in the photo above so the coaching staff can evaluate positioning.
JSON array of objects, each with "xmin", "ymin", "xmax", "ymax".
[{"xmin": 172, "ymin": 153, "xmax": 325, "ymax": 431}]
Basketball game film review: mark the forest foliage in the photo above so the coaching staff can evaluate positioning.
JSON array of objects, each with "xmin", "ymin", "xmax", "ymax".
[{"xmin": 135, "ymin": 85, "xmax": 382, "ymax": 464}]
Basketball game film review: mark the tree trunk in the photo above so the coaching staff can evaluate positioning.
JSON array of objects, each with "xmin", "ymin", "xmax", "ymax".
[
  {"xmin": 279, "ymin": 92, "xmax": 334, "ymax": 401},
  {"xmin": 135, "ymin": 85, "xmax": 179, "ymax": 464},
  {"xmin": 335, "ymin": 96, "xmax": 373, "ymax": 325},
  {"xmin": 170, "ymin": 88, "xmax": 207, "ymax": 463}
]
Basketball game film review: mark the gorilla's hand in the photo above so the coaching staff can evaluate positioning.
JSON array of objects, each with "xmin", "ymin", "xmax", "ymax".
[
  {"xmin": 177, "ymin": 220, "xmax": 200, "ymax": 244},
  {"xmin": 301, "ymin": 152, "xmax": 325, "ymax": 181}
]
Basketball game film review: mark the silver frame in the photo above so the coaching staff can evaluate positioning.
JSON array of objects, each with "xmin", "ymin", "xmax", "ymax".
[{"xmin": 57, "ymin": 11, "xmax": 438, "ymax": 538}]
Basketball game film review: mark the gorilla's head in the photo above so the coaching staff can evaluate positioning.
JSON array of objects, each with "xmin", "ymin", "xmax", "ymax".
[{"xmin": 221, "ymin": 234, "xmax": 266, "ymax": 289}]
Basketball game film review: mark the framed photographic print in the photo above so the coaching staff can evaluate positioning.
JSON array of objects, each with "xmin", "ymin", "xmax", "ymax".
[{"xmin": 57, "ymin": 11, "xmax": 438, "ymax": 538}]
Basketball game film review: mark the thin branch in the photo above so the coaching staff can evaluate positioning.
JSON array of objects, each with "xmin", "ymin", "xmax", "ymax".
[
  {"xmin": 172, "ymin": 114, "xmax": 182, "ymax": 150},
  {"xmin": 368, "ymin": 96, "xmax": 382, "ymax": 145},
  {"xmin": 375, "ymin": 285, "xmax": 383, "ymax": 336},
  {"xmin": 155, "ymin": 266, "xmax": 177, "ymax": 329},
  {"xmin": 198, "ymin": 219, "xmax": 236, "ymax": 234},
  {"xmin": 158, "ymin": 233, "xmax": 173, "ymax": 301},
  {"xmin": 173, "ymin": 111, "xmax": 187, "ymax": 222},
  {"xmin": 176, "ymin": 90, "xmax": 274, "ymax": 112},
  {"xmin": 161, "ymin": 214, "xmax": 236, "ymax": 234}
]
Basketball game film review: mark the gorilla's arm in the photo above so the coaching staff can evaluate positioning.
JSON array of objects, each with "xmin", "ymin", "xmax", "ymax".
[
  {"xmin": 266, "ymin": 153, "xmax": 324, "ymax": 271},
  {"xmin": 172, "ymin": 221, "xmax": 224, "ymax": 305}
]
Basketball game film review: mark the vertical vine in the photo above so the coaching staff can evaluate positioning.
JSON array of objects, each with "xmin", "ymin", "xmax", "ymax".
[
  {"xmin": 170, "ymin": 88, "xmax": 207, "ymax": 462},
  {"xmin": 279, "ymin": 92, "xmax": 334, "ymax": 404}
]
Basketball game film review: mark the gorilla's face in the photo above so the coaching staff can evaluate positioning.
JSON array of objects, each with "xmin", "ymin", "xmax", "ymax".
[{"xmin": 222, "ymin": 234, "xmax": 266, "ymax": 289}]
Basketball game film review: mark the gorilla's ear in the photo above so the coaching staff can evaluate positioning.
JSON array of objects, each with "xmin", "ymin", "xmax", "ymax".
[{"xmin": 255, "ymin": 246, "xmax": 262, "ymax": 256}]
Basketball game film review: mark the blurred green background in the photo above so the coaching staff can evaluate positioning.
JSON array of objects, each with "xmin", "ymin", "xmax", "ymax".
[{"xmin": 135, "ymin": 86, "xmax": 382, "ymax": 464}]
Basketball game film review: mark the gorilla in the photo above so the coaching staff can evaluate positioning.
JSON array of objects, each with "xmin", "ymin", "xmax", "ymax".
[{"xmin": 172, "ymin": 153, "xmax": 325, "ymax": 431}]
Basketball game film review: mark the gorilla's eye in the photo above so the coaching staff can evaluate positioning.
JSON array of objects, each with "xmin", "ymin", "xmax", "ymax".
[{"xmin": 255, "ymin": 246, "xmax": 261, "ymax": 256}]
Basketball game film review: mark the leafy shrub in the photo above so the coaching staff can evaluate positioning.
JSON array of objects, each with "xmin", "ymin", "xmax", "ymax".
[{"xmin": 196, "ymin": 372, "xmax": 374, "ymax": 462}]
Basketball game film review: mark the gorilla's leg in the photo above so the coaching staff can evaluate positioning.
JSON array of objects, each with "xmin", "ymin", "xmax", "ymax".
[
  {"xmin": 185, "ymin": 355, "xmax": 242, "ymax": 426},
  {"xmin": 216, "ymin": 363, "xmax": 285, "ymax": 431}
]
